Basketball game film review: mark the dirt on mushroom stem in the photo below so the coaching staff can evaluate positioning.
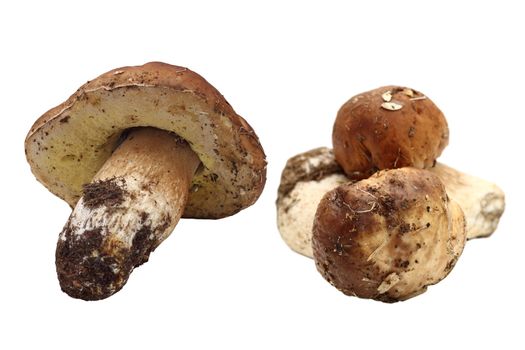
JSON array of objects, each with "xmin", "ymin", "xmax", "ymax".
[{"xmin": 55, "ymin": 127, "xmax": 201, "ymax": 300}]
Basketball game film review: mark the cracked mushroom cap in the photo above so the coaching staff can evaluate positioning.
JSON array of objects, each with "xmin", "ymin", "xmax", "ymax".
[
  {"xmin": 25, "ymin": 62, "xmax": 266, "ymax": 218},
  {"xmin": 333, "ymin": 86, "xmax": 449, "ymax": 180},
  {"xmin": 312, "ymin": 167, "xmax": 466, "ymax": 302}
]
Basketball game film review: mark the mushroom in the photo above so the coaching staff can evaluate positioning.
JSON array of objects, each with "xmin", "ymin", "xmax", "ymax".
[
  {"xmin": 333, "ymin": 86, "xmax": 449, "ymax": 180},
  {"xmin": 277, "ymin": 147, "xmax": 505, "ymax": 258},
  {"xmin": 276, "ymin": 85, "xmax": 504, "ymax": 301},
  {"xmin": 313, "ymin": 167, "xmax": 466, "ymax": 302},
  {"xmin": 25, "ymin": 62, "xmax": 267, "ymax": 300}
]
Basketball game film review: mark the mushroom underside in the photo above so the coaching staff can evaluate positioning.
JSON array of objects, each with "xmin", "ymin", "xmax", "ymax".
[{"xmin": 26, "ymin": 84, "xmax": 266, "ymax": 219}]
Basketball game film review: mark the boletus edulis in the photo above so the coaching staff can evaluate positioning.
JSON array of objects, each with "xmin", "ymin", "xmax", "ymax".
[
  {"xmin": 313, "ymin": 167, "xmax": 466, "ymax": 302},
  {"xmin": 276, "ymin": 86, "xmax": 505, "ymax": 302},
  {"xmin": 25, "ymin": 62, "xmax": 267, "ymax": 300}
]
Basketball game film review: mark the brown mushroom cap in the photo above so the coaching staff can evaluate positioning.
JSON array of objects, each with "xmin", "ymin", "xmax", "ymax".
[
  {"xmin": 25, "ymin": 62, "xmax": 266, "ymax": 218},
  {"xmin": 312, "ymin": 167, "xmax": 466, "ymax": 302},
  {"xmin": 332, "ymin": 86, "xmax": 449, "ymax": 180}
]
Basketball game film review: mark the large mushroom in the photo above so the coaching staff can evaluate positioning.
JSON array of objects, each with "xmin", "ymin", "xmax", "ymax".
[{"xmin": 25, "ymin": 62, "xmax": 267, "ymax": 300}]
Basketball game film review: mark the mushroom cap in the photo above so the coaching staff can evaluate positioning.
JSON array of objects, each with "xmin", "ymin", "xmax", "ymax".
[
  {"xmin": 332, "ymin": 86, "xmax": 449, "ymax": 180},
  {"xmin": 25, "ymin": 62, "xmax": 266, "ymax": 219},
  {"xmin": 312, "ymin": 167, "xmax": 466, "ymax": 302}
]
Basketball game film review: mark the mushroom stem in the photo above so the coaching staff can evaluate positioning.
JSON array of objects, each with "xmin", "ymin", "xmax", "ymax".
[
  {"xmin": 431, "ymin": 163, "xmax": 505, "ymax": 239},
  {"xmin": 56, "ymin": 127, "xmax": 201, "ymax": 300}
]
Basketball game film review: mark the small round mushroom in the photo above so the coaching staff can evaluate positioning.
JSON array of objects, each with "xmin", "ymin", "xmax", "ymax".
[
  {"xmin": 276, "ymin": 147, "xmax": 505, "ymax": 257},
  {"xmin": 312, "ymin": 167, "xmax": 466, "ymax": 302},
  {"xmin": 25, "ymin": 62, "xmax": 267, "ymax": 300},
  {"xmin": 332, "ymin": 86, "xmax": 449, "ymax": 179}
]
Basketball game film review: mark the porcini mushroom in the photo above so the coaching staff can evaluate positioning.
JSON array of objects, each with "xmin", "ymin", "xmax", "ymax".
[
  {"xmin": 313, "ymin": 167, "xmax": 466, "ymax": 302},
  {"xmin": 25, "ymin": 62, "xmax": 267, "ymax": 300},
  {"xmin": 276, "ymin": 85, "xmax": 504, "ymax": 301},
  {"xmin": 277, "ymin": 147, "xmax": 505, "ymax": 258},
  {"xmin": 333, "ymin": 86, "xmax": 449, "ymax": 180}
]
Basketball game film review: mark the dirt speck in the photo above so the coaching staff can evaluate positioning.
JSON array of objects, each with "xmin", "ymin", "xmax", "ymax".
[
  {"xmin": 399, "ymin": 223, "xmax": 411, "ymax": 234},
  {"xmin": 82, "ymin": 178, "xmax": 126, "ymax": 209},
  {"xmin": 129, "ymin": 226, "xmax": 156, "ymax": 267}
]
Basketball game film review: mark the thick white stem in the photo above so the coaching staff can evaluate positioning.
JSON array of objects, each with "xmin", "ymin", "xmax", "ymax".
[
  {"xmin": 431, "ymin": 163, "xmax": 505, "ymax": 239},
  {"xmin": 56, "ymin": 128, "xmax": 200, "ymax": 300}
]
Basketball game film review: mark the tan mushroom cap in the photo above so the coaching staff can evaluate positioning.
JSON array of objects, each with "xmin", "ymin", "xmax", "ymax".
[{"xmin": 25, "ymin": 62, "xmax": 267, "ymax": 218}]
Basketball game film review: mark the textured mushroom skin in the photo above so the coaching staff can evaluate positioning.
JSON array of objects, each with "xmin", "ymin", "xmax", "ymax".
[
  {"xmin": 278, "ymin": 174, "xmax": 348, "ymax": 257},
  {"xmin": 312, "ymin": 167, "xmax": 466, "ymax": 302},
  {"xmin": 25, "ymin": 62, "xmax": 266, "ymax": 219},
  {"xmin": 56, "ymin": 128, "xmax": 200, "ymax": 300},
  {"xmin": 432, "ymin": 162, "xmax": 505, "ymax": 238},
  {"xmin": 276, "ymin": 148, "xmax": 349, "ymax": 257},
  {"xmin": 333, "ymin": 86, "xmax": 449, "ymax": 180},
  {"xmin": 277, "ymin": 147, "xmax": 344, "ymax": 202}
]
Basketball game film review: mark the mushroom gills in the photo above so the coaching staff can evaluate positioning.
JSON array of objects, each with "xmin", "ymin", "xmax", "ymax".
[{"xmin": 56, "ymin": 127, "xmax": 201, "ymax": 300}]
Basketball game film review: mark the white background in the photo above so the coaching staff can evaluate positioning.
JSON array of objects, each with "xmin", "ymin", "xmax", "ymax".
[{"xmin": 1, "ymin": 1, "xmax": 523, "ymax": 349}]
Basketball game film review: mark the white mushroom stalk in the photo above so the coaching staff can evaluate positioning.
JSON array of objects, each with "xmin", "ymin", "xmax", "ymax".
[
  {"xmin": 56, "ymin": 128, "xmax": 200, "ymax": 300},
  {"xmin": 431, "ymin": 163, "xmax": 505, "ymax": 239}
]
